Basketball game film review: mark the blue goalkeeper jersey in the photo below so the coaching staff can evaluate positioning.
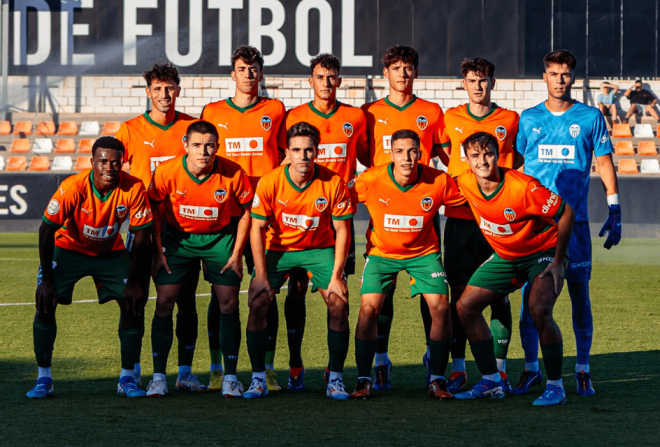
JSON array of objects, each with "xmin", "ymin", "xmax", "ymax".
[{"xmin": 516, "ymin": 101, "xmax": 613, "ymax": 222}]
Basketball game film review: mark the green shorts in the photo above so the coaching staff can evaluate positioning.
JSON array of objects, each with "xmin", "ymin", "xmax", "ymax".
[
  {"xmin": 154, "ymin": 226, "xmax": 240, "ymax": 287},
  {"xmin": 361, "ymin": 252, "xmax": 449, "ymax": 297},
  {"xmin": 443, "ymin": 217, "xmax": 494, "ymax": 287},
  {"xmin": 468, "ymin": 249, "xmax": 565, "ymax": 295},
  {"xmin": 256, "ymin": 247, "xmax": 336, "ymax": 293},
  {"xmin": 38, "ymin": 247, "xmax": 131, "ymax": 305}
]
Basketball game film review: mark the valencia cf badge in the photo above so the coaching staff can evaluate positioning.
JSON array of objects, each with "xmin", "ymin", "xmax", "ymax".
[
  {"xmin": 343, "ymin": 122, "xmax": 354, "ymax": 138},
  {"xmin": 315, "ymin": 197, "xmax": 329, "ymax": 212},
  {"xmin": 115, "ymin": 205, "xmax": 128, "ymax": 219},
  {"xmin": 416, "ymin": 116, "xmax": 428, "ymax": 131},
  {"xmin": 503, "ymin": 208, "xmax": 516, "ymax": 222},
  {"xmin": 495, "ymin": 125, "xmax": 507, "ymax": 141},
  {"xmin": 261, "ymin": 116, "xmax": 273, "ymax": 131},
  {"xmin": 214, "ymin": 189, "xmax": 228, "ymax": 203},
  {"xmin": 420, "ymin": 197, "xmax": 433, "ymax": 212}
]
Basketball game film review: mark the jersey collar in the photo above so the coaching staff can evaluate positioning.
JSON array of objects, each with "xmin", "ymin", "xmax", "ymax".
[
  {"xmin": 477, "ymin": 168, "xmax": 506, "ymax": 201},
  {"xmin": 227, "ymin": 97, "xmax": 262, "ymax": 113},
  {"xmin": 285, "ymin": 164, "xmax": 319, "ymax": 193},
  {"xmin": 384, "ymin": 95, "xmax": 417, "ymax": 112},
  {"xmin": 541, "ymin": 100, "xmax": 578, "ymax": 116},
  {"xmin": 89, "ymin": 170, "xmax": 116, "ymax": 202},
  {"xmin": 466, "ymin": 103, "xmax": 499, "ymax": 122},
  {"xmin": 387, "ymin": 163, "xmax": 423, "ymax": 192},
  {"xmin": 183, "ymin": 154, "xmax": 218, "ymax": 185},
  {"xmin": 144, "ymin": 111, "xmax": 180, "ymax": 131},
  {"xmin": 308, "ymin": 101, "xmax": 342, "ymax": 119}
]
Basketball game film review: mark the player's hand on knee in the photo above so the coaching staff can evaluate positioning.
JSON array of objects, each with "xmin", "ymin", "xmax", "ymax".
[
  {"xmin": 539, "ymin": 261, "xmax": 565, "ymax": 296},
  {"xmin": 151, "ymin": 252, "xmax": 171, "ymax": 277},
  {"xmin": 326, "ymin": 277, "xmax": 349, "ymax": 304},
  {"xmin": 123, "ymin": 281, "xmax": 145, "ymax": 315},
  {"xmin": 248, "ymin": 275, "xmax": 273, "ymax": 308},
  {"xmin": 36, "ymin": 280, "xmax": 57, "ymax": 314},
  {"xmin": 598, "ymin": 204, "xmax": 622, "ymax": 249},
  {"xmin": 221, "ymin": 254, "xmax": 243, "ymax": 280}
]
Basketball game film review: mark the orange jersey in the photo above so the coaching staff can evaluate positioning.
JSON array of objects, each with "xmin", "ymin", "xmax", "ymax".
[
  {"xmin": 455, "ymin": 168, "xmax": 565, "ymax": 260},
  {"xmin": 442, "ymin": 104, "xmax": 520, "ymax": 220},
  {"xmin": 278, "ymin": 102, "xmax": 368, "ymax": 183},
  {"xmin": 115, "ymin": 112, "xmax": 198, "ymax": 188},
  {"xmin": 201, "ymin": 97, "xmax": 285, "ymax": 190},
  {"xmin": 148, "ymin": 155, "xmax": 254, "ymax": 234},
  {"xmin": 350, "ymin": 163, "xmax": 464, "ymax": 260},
  {"xmin": 42, "ymin": 169, "xmax": 152, "ymax": 256},
  {"xmin": 251, "ymin": 164, "xmax": 353, "ymax": 252},
  {"xmin": 361, "ymin": 96, "xmax": 445, "ymax": 167}
]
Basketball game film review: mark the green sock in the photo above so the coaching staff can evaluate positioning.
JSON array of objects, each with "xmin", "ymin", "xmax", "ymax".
[
  {"xmin": 246, "ymin": 328, "xmax": 269, "ymax": 373},
  {"xmin": 540, "ymin": 341, "xmax": 563, "ymax": 381},
  {"xmin": 33, "ymin": 313, "xmax": 57, "ymax": 368},
  {"xmin": 176, "ymin": 313, "xmax": 198, "ymax": 367},
  {"xmin": 428, "ymin": 339, "xmax": 451, "ymax": 376},
  {"xmin": 151, "ymin": 314, "xmax": 173, "ymax": 374},
  {"xmin": 220, "ymin": 312, "xmax": 241, "ymax": 375},
  {"xmin": 208, "ymin": 294, "xmax": 223, "ymax": 365},
  {"xmin": 490, "ymin": 300, "xmax": 512, "ymax": 360},
  {"xmin": 327, "ymin": 329, "xmax": 350, "ymax": 373},
  {"xmin": 376, "ymin": 288, "xmax": 394, "ymax": 353},
  {"xmin": 285, "ymin": 295, "xmax": 306, "ymax": 369},
  {"xmin": 419, "ymin": 298, "xmax": 433, "ymax": 345},
  {"xmin": 469, "ymin": 338, "xmax": 498, "ymax": 376},
  {"xmin": 355, "ymin": 338, "xmax": 378, "ymax": 378}
]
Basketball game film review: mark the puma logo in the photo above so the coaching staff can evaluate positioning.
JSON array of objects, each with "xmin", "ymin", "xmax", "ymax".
[
  {"xmin": 144, "ymin": 140, "xmax": 155, "ymax": 148},
  {"xmin": 530, "ymin": 184, "xmax": 540, "ymax": 193},
  {"xmin": 455, "ymin": 127, "xmax": 464, "ymax": 134},
  {"xmin": 176, "ymin": 190, "xmax": 187, "ymax": 197},
  {"xmin": 218, "ymin": 122, "xmax": 229, "ymax": 130},
  {"xmin": 378, "ymin": 118, "xmax": 389, "ymax": 125},
  {"xmin": 59, "ymin": 187, "xmax": 65, "ymax": 196},
  {"xmin": 278, "ymin": 199, "xmax": 289, "ymax": 208},
  {"xmin": 379, "ymin": 198, "xmax": 391, "ymax": 206},
  {"xmin": 81, "ymin": 208, "xmax": 91, "ymax": 215},
  {"xmin": 532, "ymin": 127, "xmax": 542, "ymax": 134}
]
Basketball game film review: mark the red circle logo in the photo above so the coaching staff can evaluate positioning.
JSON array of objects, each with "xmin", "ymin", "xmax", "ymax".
[
  {"xmin": 249, "ymin": 140, "xmax": 259, "ymax": 149},
  {"xmin": 334, "ymin": 146, "xmax": 343, "ymax": 155},
  {"xmin": 409, "ymin": 218, "xmax": 418, "ymax": 226},
  {"xmin": 204, "ymin": 209, "xmax": 213, "ymax": 216}
]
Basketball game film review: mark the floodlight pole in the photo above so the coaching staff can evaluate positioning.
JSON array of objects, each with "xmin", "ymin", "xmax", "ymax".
[{"xmin": 1, "ymin": 0, "xmax": 9, "ymax": 111}]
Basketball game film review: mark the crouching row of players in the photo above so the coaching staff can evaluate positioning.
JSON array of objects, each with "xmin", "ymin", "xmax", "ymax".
[{"xmin": 28, "ymin": 120, "xmax": 578, "ymax": 406}]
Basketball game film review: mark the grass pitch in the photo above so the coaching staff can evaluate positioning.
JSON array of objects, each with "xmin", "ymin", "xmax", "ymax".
[{"xmin": 0, "ymin": 233, "xmax": 658, "ymax": 446}]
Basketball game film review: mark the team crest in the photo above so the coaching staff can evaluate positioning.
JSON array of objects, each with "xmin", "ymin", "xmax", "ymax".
[
  {"xmin": 420, "ymin": 197, "xmax": 433, "ymax": 212},
  {"xmin": 214, "ymin": 189, "xmax": 228, "ymax": 203},
  {"xmin": 343, "ymin": 122, "xmax": 354, "ymax": 138},
  {"xmin": 47, "ymin": 199, "xmax": 60, "ymax": 215},
  {"xmin": 569, "ymin": 124, "xmax": 580, "ymax": 138},
  {"xmin": 495, "ymin": 125, "xmax": 507, "ymax": 141},
  {"xmin": 347, "ymin": 179, "xmax": 356, "ymax": 189},
  {"xmin": 315, "ymin": 197, "xmax": 328, "ymax": 212},
  {"xmin": 252, "ymin": 193, "xmax": 260, "ymax": 208},
  {"xmin": 261, "ymin": 116, "xmax": 273, "ymax": 131},
  {"xmin": 115, "ymin": 205, "xmax": 128, "ymax": 219},
  {"xmin": 416, "ymin": 116, "xmax": 428, "ymax": 131},
  {"xmin": 503, "ymin": 208, "xmax": 516, "ymax": 222}
]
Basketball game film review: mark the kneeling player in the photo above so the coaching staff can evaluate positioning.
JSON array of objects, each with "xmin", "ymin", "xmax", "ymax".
[
  {"xmin": 452, "ymin": 132, "xmax": 574, "ymax": 406},
  {"xmin": 147, "ymin": 121, "xmax": 254, "ymax": 398},
  {"xmin": 350, "ymin": 130, "xmax": 465, "ymax": 400},
  {"xmin": 246, "ymin": 122, "xmax": 354, "ymax": 400},
  {"xmin": 27, "ymin": 137, "xmax": 152, "ymax": 399}
]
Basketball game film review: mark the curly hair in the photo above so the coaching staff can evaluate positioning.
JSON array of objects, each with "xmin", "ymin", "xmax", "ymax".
[
  {"xmin": 382, "ymin": 45, "xmax": 419, "ymax": 69},
  {"xmin": 231, "ymin": 45, "xmax": 265, "ymax": 70},
  {"xmin": 143, "ymin": 62, "xmax": 180, "ymax": 87},
  {"xmin": 286, "ymin": 122, "xmax": 321, "ymax": 148},
  {"xmin": 460, "ymin": 57, "xmax": 496, "ymax": 79},
  {"xmin": 543, "ymin": 50, "xmax": 577, "ymax": 71},
  {"xmin": 310, "ymin": 53, "xmax": 341, "ymax": 75},
  {"xmin": 92, "ymin": 136, "xmax": 125, "ymax": 157}
]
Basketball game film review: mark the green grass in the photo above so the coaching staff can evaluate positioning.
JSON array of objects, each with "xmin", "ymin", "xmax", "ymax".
[{"xmin": 0, "ymin": 234, "xmax": 659, "ymax": 446}]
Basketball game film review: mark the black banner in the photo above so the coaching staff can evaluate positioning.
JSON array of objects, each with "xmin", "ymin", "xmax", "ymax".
[{"xmin": 0, "ymin": 173, "xmax": 71, "ymax": 220}]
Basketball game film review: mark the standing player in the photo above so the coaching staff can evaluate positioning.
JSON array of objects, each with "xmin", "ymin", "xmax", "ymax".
[
  {"xmin": 277, "ymin": 53, "xmax": 369, "ymax": 386},
  {"xmin": 146, "ymin": 121, "xmax": 254, "ymax": 398},
  {"xmin": 360, "ymin": 45, "xmax": 447, "ymax": 389},
  {"xmin": 27, "ymin": 137, "xmax": 152, "ymax": 399},
  {"xmin": 246, "ymin": 122, "xmax": 354, "ymax": 400},
  {"xmin": 452, "ymin": 132, "xmax": 575, "ymax": 406},
  {"xmin": 349, "ymin": 130, "xmax": 465, "ymax": 400},
  {"xmin": 436, "ymin": 57, "xmax": 521, "ymax": 393},
  {"xmin": 514, "ymin": 50, "xmax": 620, "ymax": 396},
  {"xmin": 201, "ymin": 46, "xmax": 286, "ymax": 392},
  {"xmin": 115, "ymin": 62, "xmax": 199, "ymax": 388}
]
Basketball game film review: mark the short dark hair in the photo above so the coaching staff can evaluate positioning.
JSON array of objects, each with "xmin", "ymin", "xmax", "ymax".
[
  {"xmin": 231, "ymin": 46, "xmax": 264, "ymax": 70},
  {"xmin": 461, "ymin": 57, "xmax": 496, "ymax": 79},
  {"xmin": 382, "ymin": 45, "xmax": 419, "ymax": 69},
  {"xmin": 286, "ymin": 122, "xmax": 321, "ymax": 148},
  {"xmin": 186, "ymin": 120, "xmax": 219, "ymax": 142},
  {"xmin": 92, "ymin": 136, "xmax": 125, "ymax": 157},
  {"xmin": 391, "ymin": 129, "xmax": 420, "ymax": 148},
  {"xmin": 463, "ymin": 132, "xmax": 499, "ymax": 156},
  {"xmin": 310, "ymin": 53, "xmax": 341, "ymax": 75},
  {"xmin": 543, "ymin": 50, "xmax": 577, "ymax": 71},
  {"xmin": 143, "ymin": 62, "xmax": 180, "ymax": 87}
]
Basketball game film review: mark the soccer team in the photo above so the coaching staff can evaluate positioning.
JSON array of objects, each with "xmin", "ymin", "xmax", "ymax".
[{"xmin": 27, "ymin": 44, "xmax": 622, "ymax": 406}]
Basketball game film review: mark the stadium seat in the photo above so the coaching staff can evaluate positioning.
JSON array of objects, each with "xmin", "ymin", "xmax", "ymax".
[
  {"xmin": 0, "ymin": 155, "xmax": 4, "ymax": 170},
  {"xmin": 101, "ymin": 121, "xmax": 121, "ymax": 136},
  {"xmin": 640, "ymin": 159, "xmax": 660, "ymax": 174},
  {"xmin": 633, "ymin": 123, "xmax": 654, "ymax": 138},
  {"xmin": 637, "ymin": 141, "xmax": 658, "ymax": 155},
  {"xmin": 614, "ymin": 141, "xmax": 635, "ymax": 155},
  {"xmin": 35, "ymin": 121, "xmax": 56, "ymax": 136},
  {"xmin": 618, "ymin": 159, "xmax": 638, "ymax": 174},
  {"xmin": 12, "ymin": 121, "xmax": 33, "ymax": 136},
  {"xmin": 611, "ymin": 123, "xmax": 633, "ymax": 138},
  {"xmin": 32, "ymin": 138, "xmax": 54, "ymax": 154},
  {"xmin": 52, "ymin": 156, "xmax": 73, "ymax": 171},
  {"xmin": 55, "ymin": 138, "xmax": 76, "ymax": 153},
  {"xmin": 57, "ymin": 121, "xmax": 78, "ymax": 136},
  {"xmin": 6, "ymin": 156, "xmax": 27, "ymax": 171},
  {"xmin": 79, "ymin": 121, "xmax": 100, "ymax": 136},
  {"xmin": 78, "ymin": 139, "xmax": 94, "ymax": 153},
  {"xmin": 29, "ymin": 156, "xmax": 50, "ymax": 171},
  {"xmin": 74, "ymin": 156, "xmax": 92, "ymax": 170},
  {"xmin": 0, "ymin": 121, "xmax": 10, "ymax": 135},
  {"xmin": 9, "ymin": 139, "xmax": 30, "ymax": 153}
]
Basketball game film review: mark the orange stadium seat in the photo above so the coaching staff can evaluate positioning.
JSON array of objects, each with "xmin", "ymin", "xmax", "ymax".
[
  {"xmin": 614, "ymin": 141, "xmax": 635, "ymax": 155},
  {"xmin": 29, "ymin": 156, "xmax": 50, "ymax": 171},
  {"xmin": 74, "ymin": 156, "xmax": 92, "ymax": 170},
  {"xmin": 618, "ymin": 159, "xmax": 638, "ymax": 174},
  {"xmin": 10, "ymin": 139, "xmax": 30, "ymax": 153},
  {"xmin": 35, "ymin": 121, "xmax": 56, "ymax": 136},
  {"xmin": 57, "ymin": 121, "xmax": 78, "ymax": 136},
  {"xmin": 55, "ymin": 139, "xmax": 76, "ymax": 153},
  {"xmin": 0, "ymin": 121, "xmax": 11, "ymax": 135},
  {"xmin": 637, "ymin": 141, "xmax": 658, "ymax": 156},
  {"xmin": 611, "ymin": 123, "xmax": 633, "ymax": 138},
  {"xmin": 101, "ymin": 121, "xmax": 121, "ymax": 136},
  {"xmin": 12, "ymin": 121, "xmax": 33, "ymax": 136},
  {"xmin": 6, "ymin": 156, "xmax": 27, "ymax": 171},
  {"xmin": 78, "ymin": 139, "xmax": 94, "ymax": 153}
]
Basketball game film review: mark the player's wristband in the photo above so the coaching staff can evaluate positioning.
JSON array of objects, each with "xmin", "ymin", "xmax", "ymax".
[{"xmin": 606, "ymin": 194, "xmax": 619, "ymax": 205}]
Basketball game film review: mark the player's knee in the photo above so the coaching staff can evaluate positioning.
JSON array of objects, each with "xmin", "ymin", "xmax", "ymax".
[
  {"xmin": 455, "ymin": 298, "xmax": 474, "ymax": 322},
  {"xmin": 119, "ymin": 309, "xmax": 144, "ymax": 329},
  {"xmin": 359, "ymin": 303, "xmax": 380, "ymax": 322},
  {"xmin": 155, "ymin": 296, "xmax": 177, "ymax": 317},
  {"xmin": 34, "ymin": 311, "xmax": 56, "ymax": 324},
  {"xmin": 529, "ymin": 305, "xmax": 553, "ymax": 327},
  {"xmin": 249, "ymin": 295, "xmax": 271, "ymax": 319}
]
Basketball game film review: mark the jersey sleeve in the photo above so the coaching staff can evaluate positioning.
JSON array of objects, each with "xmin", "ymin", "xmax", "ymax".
[
  {"xmin": 250, "ymin": 178, "xmax": 274, "ymax": 221},
  {"xmin": 432, "ymin": 107, "xmax": 446, "ymax": 146},
  {"xmin": 234, "ymin": 169, "xmax": 255, "ymax": 207},
  {"xmin": 331, "ymin": 179, "xmax": 354, "ymax": 221},
  {"xmin": 523, "ymin": 179, "xmax": 565, "ymax": 218},
  {"xmin": 115, "ymin": 123, "xmax": 131, "ymax": 164},
  {"xmin": 128, "ymin": 185, "xmax": 153, "ymax": 231},
  {"xmin": 147, "ymin": 165, "xmax": 168, "ymax": 203},
  {"xmin": 592, "ymin": 112, "xmax": 614, "ymax": 157},
  {"xmin": 42, "ymin": 179, "xmax": 78, "ymax": 228},
  {"xmin": 277, "ymin": 110, "xmax": 291, "ymax": 150},
  {"xmin": 442, "ymin": 175, "xmax": 467, "ymax": 207},
  {"xmin": 348, "ymin": 173, "xmax": 368, "ymax": 205},
  {"xmin": 515, "ymin": 114, "xmax": 528, "ymax": 156}
]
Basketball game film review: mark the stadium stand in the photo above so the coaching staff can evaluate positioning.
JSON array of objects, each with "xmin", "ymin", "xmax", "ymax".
[
  {"xmin": 9, "ymin": 139, "xmax": 30, "ymax": 153},
  {"xmin": 12, "ymin": 121, "xmax": 33, "ymax": 136},
  {"xmin": 57, "ymin": 121, "xmax": 78, "ymax": 136},
  {"xmin": 52, "ymin": 156, "xmax": 73, "ymax": 171},
  {"xmin": 32, "ymin": 138, "xmax": 53, "ymax": 154},
  {"xmin": 612, "ymin": 123, "xmax": 633, "ymax": 138},
  {"xmin": 638, "ymin": 141, "xmax": 658, "ymax": 155},
  {"xmin": 54, "ymin": 139, "xmax": 76, "ymax": 153},
  {"xmin": 79, "ymin": 121, "xmax": 100, "ymax": 136},
  {"xmin": 101, "ymin": 121, "xmax": 121, "ymax": 136},
  {"xmin": 78, "ymin": 139, "xmax": 94, "ymax": 153},
  {"xmin": 618, "ymin": 159, "xmax": 639, "ymax": 174},
  {"xmin": 35, "ymin": 121, "xmax": 56, "ymax": 136},
  {"xmin": 641, "ymin": 159, "xmax": 660, "ymax": 174},
  {"xmin": 74, "ymin": 156, "xmax": 92, "ymax": 170},
  {"xmin": 614, "ymin": 141, "xmax": 635, "ymax": 155},
  {"xmin": 6, "ymin": 156, "xmax": 27, "ymax": 171},
  {"xmin": 28, "ymin": 156, "xmax": 50, "ymax": 171},
  {"xmin": 634, "ymin": 123, "xmax": 654, "ymax": 138},
  {"xmin": 0, "ymin": 121, "xmax": 10, "ymax": 135}
]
